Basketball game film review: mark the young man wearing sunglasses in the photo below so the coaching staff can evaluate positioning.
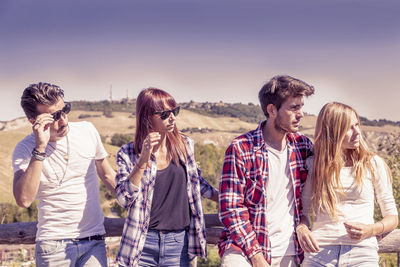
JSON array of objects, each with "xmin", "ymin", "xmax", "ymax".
[{"xmin": 12, "ymin": 82, "xmax": 116, "ymax": 266}]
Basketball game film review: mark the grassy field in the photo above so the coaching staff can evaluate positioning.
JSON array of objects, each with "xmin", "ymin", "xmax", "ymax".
[{"xmin": 0, "ymin": 129, "xmax": 31, "ymax": 203}]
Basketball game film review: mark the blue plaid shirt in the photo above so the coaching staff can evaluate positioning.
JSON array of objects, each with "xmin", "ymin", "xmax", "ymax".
[{"xmin": 115, "ymin": 136, "xmax": 218, "ymax": 266}]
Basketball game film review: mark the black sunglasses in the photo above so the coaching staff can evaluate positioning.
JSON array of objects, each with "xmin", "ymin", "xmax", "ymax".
[
  {"xmin": 52, "ymin": 102, "xmax": 71, "ymax": 121},
  {"xmin": 153, "ymin": 106, "xmax": 180, "ymax": 120}
]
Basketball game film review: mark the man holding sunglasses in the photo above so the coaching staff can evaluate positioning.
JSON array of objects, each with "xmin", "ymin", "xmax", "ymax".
[{"xmin": 12, "ymin": 82, "xmax": 116, "ymax": 267}]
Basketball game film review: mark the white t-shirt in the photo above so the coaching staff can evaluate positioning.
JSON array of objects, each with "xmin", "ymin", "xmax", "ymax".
[
  {"xmin": 303, "ymin": 155, "xmax": 398, "ymax": 249},
  {"xmin": 265, "ymin": 144, "xmax": 296, "ymax": 257},
  {"xmin": 12, "ymin": 121, "xmax": 108, "ymax": 241}
]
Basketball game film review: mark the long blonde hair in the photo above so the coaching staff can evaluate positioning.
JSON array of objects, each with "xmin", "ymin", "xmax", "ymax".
[{"xmin": 312, "ymin": 102, "xmax": 375, "ymax": 219}]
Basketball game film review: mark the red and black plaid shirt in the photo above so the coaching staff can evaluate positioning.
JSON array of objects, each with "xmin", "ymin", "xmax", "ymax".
[{"xmin": 218, "ymin": 121, "xmax": 313, "ymax": 264}]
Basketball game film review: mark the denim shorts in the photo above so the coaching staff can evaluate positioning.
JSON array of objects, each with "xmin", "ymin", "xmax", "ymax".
[
  {"xmin": 137, "ymin": 229, "xmax": 189, "ymax": 267},
  {"xmin": 35, "ymin": 238, "xmax": 107, "ymax": 267},
  {"xmin": 302, "ymin": 245, "xmax": 379, "ymax": 267}
]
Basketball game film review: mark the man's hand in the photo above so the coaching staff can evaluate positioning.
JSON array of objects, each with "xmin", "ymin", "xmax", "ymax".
[
  {"xmin": 296, "ymin": 223, "xmax": 319, "ymax": 253},
  {"xmin": 344, "ymin": 222, "xmax": 373, "ymax": 240},
  {"xmin": 250, "ymin": 252, "xmax": 270, "ymax": 267},
  {"xmin": 32, "ymin": 113, "xmax": 54, "ymax": 151}
]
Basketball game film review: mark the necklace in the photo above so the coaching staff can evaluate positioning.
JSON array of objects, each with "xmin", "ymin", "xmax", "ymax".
[{"xmin": 46, "ymin": 135, "xmax": 70, "ymax": 185}]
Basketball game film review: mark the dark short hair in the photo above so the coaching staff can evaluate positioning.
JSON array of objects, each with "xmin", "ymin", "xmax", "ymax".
[
  {"xmin": 21, "ymin": 82, "xmax": 64, "ymax": 119},
  {"xmin": 258, "ymin": 75, "xmax": 315, "ymax": 118}
]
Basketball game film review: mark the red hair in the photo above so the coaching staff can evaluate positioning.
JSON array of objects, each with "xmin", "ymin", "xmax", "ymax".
[{"xmin": 134, "ymin": 88, "xmax": 187, "ymax": 163}]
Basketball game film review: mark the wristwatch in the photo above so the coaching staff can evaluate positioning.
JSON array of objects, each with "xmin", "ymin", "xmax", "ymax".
[{"xmin": 32, "ymin": 148, "xmax": 46, "ymax": 161}]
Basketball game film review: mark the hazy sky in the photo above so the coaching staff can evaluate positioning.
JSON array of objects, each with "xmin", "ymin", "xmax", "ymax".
[{"xmin": 1, "ymin": 0, "xmax": 399, "ymax": 121}]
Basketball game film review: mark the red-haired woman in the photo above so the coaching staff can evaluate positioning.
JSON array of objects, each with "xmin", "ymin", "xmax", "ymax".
[{"xmin": 115, "ymin": 88, "xmax": 218, "ymax": 267}]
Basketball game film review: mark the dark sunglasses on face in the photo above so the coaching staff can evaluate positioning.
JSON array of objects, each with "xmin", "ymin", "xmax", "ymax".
[
  {"xmin": 153, "ymin": 106, "xmax": 180, "ymax": 120},
  {"xmin": 52, "ymin": 102, "xmax": 71, "ymax": 121}
]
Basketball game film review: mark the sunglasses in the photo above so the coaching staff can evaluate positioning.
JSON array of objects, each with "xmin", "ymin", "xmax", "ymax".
[
  {"xmin": 153, "ymin": 106, "xmax": 180, "ymax": 120},
  {"xmin": 51, "ymin": 102, "xmax": 71, "ymax": 121}
]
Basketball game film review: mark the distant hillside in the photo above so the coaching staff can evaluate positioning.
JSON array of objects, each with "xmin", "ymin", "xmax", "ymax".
[
  {"xmin": 69, "ymin": 99, "xmax": 400, "ymax": 126},
  {"xmin": 68, "ymin": 99, "xmax": 266, "ymax": 123}
]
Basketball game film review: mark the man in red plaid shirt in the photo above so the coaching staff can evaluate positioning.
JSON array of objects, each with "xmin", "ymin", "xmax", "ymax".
[{"xmin": 218, "ymin": 75, "xmax": 315, "ymax": 267}]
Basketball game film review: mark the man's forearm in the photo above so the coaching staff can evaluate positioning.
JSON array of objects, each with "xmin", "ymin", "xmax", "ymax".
[
  {"xmin": 95, "ymin": 158, "xmax": 116, "ymax": 194},
  {"xmin": 13, "ymin": 158, "xmax": 43, "ymax": 208},
  {"xmin": 102, "ymin": 171, "xmax": 116, "ymax": 193}
]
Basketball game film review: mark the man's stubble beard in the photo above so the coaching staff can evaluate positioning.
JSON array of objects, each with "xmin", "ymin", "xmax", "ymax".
[{"xmin": 274, "ymin": 115, "xmax": 297, "ymax": 134}]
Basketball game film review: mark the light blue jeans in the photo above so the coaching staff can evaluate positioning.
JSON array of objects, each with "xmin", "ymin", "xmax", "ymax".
[
  {"xmin": 302, "ymin": 245, "xmax": 379, "ymax": 267},
  {"xmin": 137, "ymin": 229, "xmax": 189, "ymax": 267},
  {"xmin": 35, "ymin": 238, "xmax": 107, "ymax": 267}
]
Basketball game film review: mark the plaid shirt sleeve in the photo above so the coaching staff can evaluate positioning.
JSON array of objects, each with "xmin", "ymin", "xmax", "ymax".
[
  {"xmin": 115, "ymin": 143, "xmax": 140, "ymax": 209},
  {"xmin": 198, "ymin": 167, "xmax": 218, "ymax": 199},
  {"xmin": 185, "ymin": 137, "xmax": 217, "ymax": 199},
  {"xmin": 219, "ymin": 141, "xmax": 263, "ymax": 259}
]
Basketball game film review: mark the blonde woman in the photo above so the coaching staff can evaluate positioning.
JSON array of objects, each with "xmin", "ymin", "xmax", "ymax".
[{"xmin": 297, "ymin": 102, "xmax": 398, "ymax": 266}]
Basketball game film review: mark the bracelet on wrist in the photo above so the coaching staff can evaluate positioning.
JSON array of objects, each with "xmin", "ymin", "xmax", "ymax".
[
  {"xmin": 296, "ymin": 224, "xmax": 309, "ymax": 232},
  {"xmin": 377, "ymin": 221, "xmax": 385, "ymax": 235},
  {"xmin": 135, "ymin": 161, "xmax": 148, "ymax": 170},
  {"xmin": 32, "ymin": 148, "xmax": 46, "ymax": 161},
  {"xmin": 136, "ymin": 165, "xmax": 147, "ymax": 171}
]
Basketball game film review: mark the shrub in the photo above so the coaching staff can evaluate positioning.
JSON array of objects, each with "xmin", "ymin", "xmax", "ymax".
[
  {"xmin": 111, "ymin": 133, "xmax": 133, "ymax": 147},
  {"xmin": 78, "ymin": 114, "xmax": 92, "ymax": 119},
  {"xmin": 0, "ymin": 202, "xmax": 38, "ymax": 223},
  {"xmin": 103, "ymin": 109, "xmax": 113, "ymax": 118}
]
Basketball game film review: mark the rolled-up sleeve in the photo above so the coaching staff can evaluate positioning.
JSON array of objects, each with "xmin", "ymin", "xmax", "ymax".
[
  {"xmin": 115, "ymin": 144, "xmax": 140, "ymax": 209},
  {"xmin": 198, "ymin": 167, "xmax": 218, "ymax": 199}
]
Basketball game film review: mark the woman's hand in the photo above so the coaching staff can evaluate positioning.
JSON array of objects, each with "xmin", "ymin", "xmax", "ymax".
[
  {"xmin": 343, "ymin": 222, "xmax": 373, "ymax": 240},
  {"xmin": 128, "ymin": 132, "xmax": 161, "ymax": 187},
  {"xmin": 137, "ymin": 132, "xmax": 161, "ymax": 168},
  {"xmin": 296, "ymin": 224, "xmax": 319, "ymax": 253}
]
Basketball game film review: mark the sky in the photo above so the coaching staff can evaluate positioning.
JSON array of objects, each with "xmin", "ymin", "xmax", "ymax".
[{"xmin": 1, "ymin": 0, "xmax": 399, "ymax": 122}]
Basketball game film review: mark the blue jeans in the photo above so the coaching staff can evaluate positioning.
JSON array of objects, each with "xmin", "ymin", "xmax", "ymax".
[
  {"xmin": 137, "ymin": 229, "xmax": 189, "ymax": 267},
  {"xmin": 35, "ymin": 238, "xmax": 107, "ymax": 267},
  {"xmin": 302, "ymin": 245, "xmax": 379, "ymax": 267}
]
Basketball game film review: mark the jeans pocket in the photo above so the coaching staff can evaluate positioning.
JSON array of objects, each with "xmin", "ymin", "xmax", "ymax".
[
  {"xmin": 36, "ymin": 240, "xmax": 63, "ymax": 256},
  {"xmin": 173, "ymin": 230, "xmax": 186, "ymax": 243},
  {"xmin": 304, "ymin": 246, "xmax": 338, "ymax": 266}
]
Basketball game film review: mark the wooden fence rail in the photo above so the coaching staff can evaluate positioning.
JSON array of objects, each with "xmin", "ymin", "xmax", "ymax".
[{"xmin": 1, "ymin": 214, "xmax": 400, "ymax": 253}]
